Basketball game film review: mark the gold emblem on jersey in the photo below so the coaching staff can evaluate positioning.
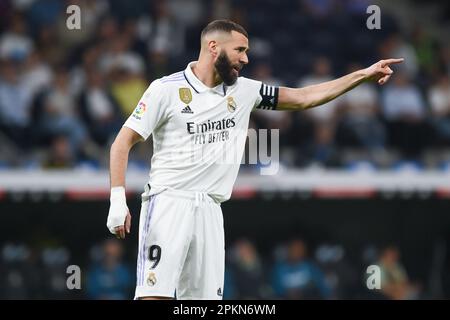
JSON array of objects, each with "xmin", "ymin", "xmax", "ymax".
[
  {"xmin": 179, "ymin": 88, "xmax": 192, "ymax": 105},
  {"xmin": 147, "ymin": 272, "xmax": 157, "ymax": 286},
  {"xmin": 227, "ymin": 96, "xmax": 237, "ymax": 113}
]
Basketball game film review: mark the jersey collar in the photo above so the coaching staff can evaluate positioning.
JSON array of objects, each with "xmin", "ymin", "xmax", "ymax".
[{"xmin": 184, "ymin": 61, "xmax": 228, "ymax": 96}]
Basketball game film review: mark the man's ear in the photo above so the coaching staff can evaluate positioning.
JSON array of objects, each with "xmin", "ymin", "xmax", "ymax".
[{"xmin": 208, "ymin": 40, "xmax": 218, "ymax": 58}]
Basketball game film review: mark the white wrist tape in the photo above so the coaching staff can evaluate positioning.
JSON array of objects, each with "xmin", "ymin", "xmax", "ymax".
[
  {"xmin": 107, "ymin": 186, "xmax": 128, "ymax": 234},
  {"xmin": 110, "ymin": 186, "xmax": 126, "ymax": 202}
]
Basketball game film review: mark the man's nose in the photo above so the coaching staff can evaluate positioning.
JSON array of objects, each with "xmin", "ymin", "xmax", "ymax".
[{"xmin": 240, "ymin": 53, "xmax": 249, "ymax": 65}]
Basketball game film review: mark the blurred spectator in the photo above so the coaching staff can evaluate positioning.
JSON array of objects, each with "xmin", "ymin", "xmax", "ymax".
[
  {"xmin": 411, "ymin": 24, "xmax": 439, "ymax": 78},
  {"xmin": 0, "ymin": 12, "xmax": 33, "ymax": 62},
  {"xmin": 377, "ymin": 245, "xmax": 420, "ymax": 300},
  {"xmin": 96, "ymin": 15, "xmax": 120, "ymax": 46},
  {"xmin": 35, "ymin": 23, "xmax": 65, "ymax": 66},
  {"xmin": 147, "ymin": 0, "xmax": 185, "ymax": 73},
  {"xmin": 70, "ymin": 45, "xmax": 103, "ymax": 97},
  {"xmin": 43, "ymin": 135, "xmax": 75, "ymax": 169},
  {"xmin": 315, "ymin": 244, "xmax": 359, "ymax": 299},
  {"xmin": 296, "ymin": 57, "xmax": 340, "ymax": 166},
  {"xmin": 79, "ymin": 70, "xmax": 122, "ymax": 146},
  {"xmin": 337, "ymin": 63, "xmax": 386, "ymax": 151},
  {"xmin": 122, "ymin": 19, "xmax": 148, "ymax": 61},
  {"xmin": 86, "ymin": 239, "xmax": 133, "ymax": 300},
  {"xmin": 429, "ymin": 74, "xmax": 450, "ymax": 145},
  {"xmin": 21, "ymin": 50, "xmax": 53, "ymax": 97},
  {"xmin": 272, "ymin": 238, "xmax": 331, "ymax": 299},
  {"xmin": 37, "ymin": 67, "xmax": 88, "ymax": 156},
  {"xmin": 0, "ymin": 59, "xmax": 33, "ymax": 150},
  {"xmin": 381, "ymin": 72, "xmax": 430, "ymax": 158},
  {"xmin": 309, "ymin": 123, "xmax": 339, "ymax": 167},
  {"xmin": 109, "ymin": 64, "xmax": 148, "ymax": 119},
  {"xmin": 99, "ymin": 35, "xmax": 145, "ymax": 77},
  {"xmin": 226, "ymin": 239, "xmax": 270, "ymax": 299},
  {"xmin": 111, "ymin": 69, "xmax": 148, "ymax": 118},
  {"xmin": 99, "ymin": 33, "xmax": 147, "ymax": 118}
]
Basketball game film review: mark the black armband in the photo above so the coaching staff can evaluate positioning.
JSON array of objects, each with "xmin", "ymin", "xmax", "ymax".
[{"xmin": 255, "ymin": 83, "xmax": 279, "ymax": 110}]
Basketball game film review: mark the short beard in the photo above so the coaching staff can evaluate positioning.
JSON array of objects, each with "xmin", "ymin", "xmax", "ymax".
[{"xmin": 214, "ymin": 51, "xmax": 238, "ymax": 86}]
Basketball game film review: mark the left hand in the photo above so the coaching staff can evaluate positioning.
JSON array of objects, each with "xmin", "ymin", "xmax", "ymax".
[{"xmin": 364, "ymin": 58, "xmax": 404, "ymax": 85}]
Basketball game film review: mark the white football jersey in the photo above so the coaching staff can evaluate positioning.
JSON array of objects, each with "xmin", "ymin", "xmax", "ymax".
[{"xmin": 124, "ymin": 61, "xmax": 279, "ymax": 202}]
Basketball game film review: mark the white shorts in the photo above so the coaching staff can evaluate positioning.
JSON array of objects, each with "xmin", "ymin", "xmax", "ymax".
[{"xmin": 134, "ymin": 185, "xmax": 225, "ymax": 300}]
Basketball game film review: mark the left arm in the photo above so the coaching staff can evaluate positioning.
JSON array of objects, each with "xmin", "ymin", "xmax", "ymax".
[{"xmin": 277, "ymin": 58, "xmax": 404, "ymax": 111}]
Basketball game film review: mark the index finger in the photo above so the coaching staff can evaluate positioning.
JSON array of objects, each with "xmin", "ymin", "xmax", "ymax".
[{"xmin": 382, "ymin": 58, "xmax": 404, "ymax": 67}]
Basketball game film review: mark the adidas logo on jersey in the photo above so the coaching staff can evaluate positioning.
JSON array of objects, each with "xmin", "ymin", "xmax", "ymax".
[{"xmin": 181, "ymin": 105, "xmax": 194, "ymax": 114}]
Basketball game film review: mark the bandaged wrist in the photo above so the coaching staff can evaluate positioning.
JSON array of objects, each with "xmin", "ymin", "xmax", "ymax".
[{"xmin": 110, "ymin": 186, "xmax": 126, "ymax": 202}]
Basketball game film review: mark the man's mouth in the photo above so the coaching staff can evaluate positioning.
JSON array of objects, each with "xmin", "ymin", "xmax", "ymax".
[{"xmin": 232, "ymin": 66, "xmax": 241, "ymax": 75}]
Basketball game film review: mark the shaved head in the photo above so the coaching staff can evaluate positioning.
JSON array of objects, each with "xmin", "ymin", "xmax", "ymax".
[
  {"xmin": 201, "ymin": 30, "xmax": 232, "ymax": 50},
  {"xmin": 201, "ymin": 19, "xmax": 248, "ymax": 42}
]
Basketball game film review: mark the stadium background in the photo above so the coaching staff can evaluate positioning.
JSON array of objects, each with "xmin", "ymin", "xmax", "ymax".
[{"xmin": 0, "ymin": 0, "xmax": 450, "ymax": 299}]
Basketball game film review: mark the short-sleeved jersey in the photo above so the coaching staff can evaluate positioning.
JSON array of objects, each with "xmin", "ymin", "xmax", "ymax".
[{"xmin": 124, "ymin": 61, "xmax": 278, "ymax": 202}]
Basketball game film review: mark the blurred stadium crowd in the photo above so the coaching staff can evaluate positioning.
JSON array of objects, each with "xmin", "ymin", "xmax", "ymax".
[
  {"xmin": 0, "ymin": 0, "xmax": 449, "ymax": 171},
  {"xmin": 0, "ymin": 238, "xmax": 426, "ymax": 300}
]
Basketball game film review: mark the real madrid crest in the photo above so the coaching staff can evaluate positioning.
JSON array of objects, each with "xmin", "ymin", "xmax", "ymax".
[
  {"xmin": 227, "ymin": 96, "xmax": 237, "ymax": 113},
  {"xmin": 179, "ymin": 88, "xmax": 192, "ymax": 105},
  {"xmin": 147, "ymin": 272, "xmax": 157, "ymax": 286}
]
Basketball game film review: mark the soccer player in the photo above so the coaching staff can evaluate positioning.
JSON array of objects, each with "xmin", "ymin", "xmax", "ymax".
[{"xmin": 106, "ymin": 20, "xmax": 403, "ymax": 300}]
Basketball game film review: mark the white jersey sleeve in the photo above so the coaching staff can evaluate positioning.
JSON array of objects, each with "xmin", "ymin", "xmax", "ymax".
[
  {"xmin": 123, "ymin": 79, "xmax": 167, "ymax": 140},
  {"xmin": 240, "ymin": 77, "xmax": 279, "ymax": 112}
]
